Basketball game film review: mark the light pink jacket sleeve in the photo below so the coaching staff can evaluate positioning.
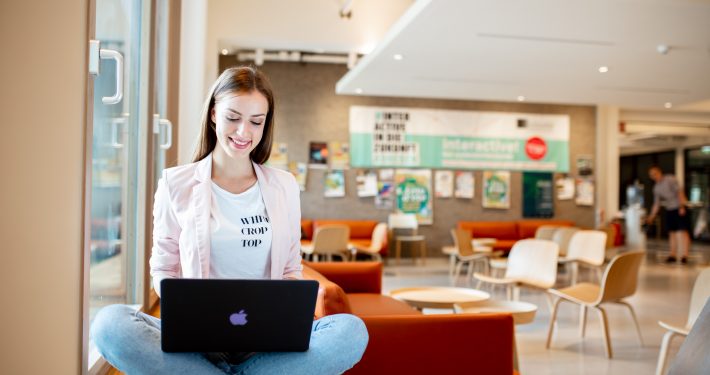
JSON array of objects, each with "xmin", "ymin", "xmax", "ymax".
[
  {"xmin": 149, "ymin": 170, "xmax": 181, "ymax": 296},
  {"xmin": 282, "ymin": 174, "xmax": 303, "ymax": 279}
]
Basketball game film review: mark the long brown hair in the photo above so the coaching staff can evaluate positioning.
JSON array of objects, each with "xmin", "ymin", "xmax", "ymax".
[{"xmin": 192, "ymin": 66, "xmax": 275, "ymax": 164}]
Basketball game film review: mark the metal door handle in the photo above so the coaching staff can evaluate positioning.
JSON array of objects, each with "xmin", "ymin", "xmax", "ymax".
[
  {"xmin": 153, "ymin": 114, "xmax": 173, "ymax": 150},
  {"xmin": 88, "ymin": 40, "xmax": 124, "ymax": 105},
  {"xmin": 110, "ymin": 117, "xmax": 126, "ymax": 149},
  {"xmin": 100, "ymin": 49, "xmax": 124, "ymax": 104}
]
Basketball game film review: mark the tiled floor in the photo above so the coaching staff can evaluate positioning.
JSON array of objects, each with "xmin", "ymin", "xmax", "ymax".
[{"xmin": 381, "ymin": 239, "xmax": 710, "ymax": 375}]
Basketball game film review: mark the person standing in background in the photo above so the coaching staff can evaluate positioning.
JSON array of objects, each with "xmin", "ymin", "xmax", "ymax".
[{"xmin": 646, "ymin": 166, "xmax": 691, "ymax": 264}]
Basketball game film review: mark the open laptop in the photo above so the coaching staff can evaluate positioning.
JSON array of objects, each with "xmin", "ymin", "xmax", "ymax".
[{"xmin": 160, "ymin": 278, "xmax": 318, "ymax": 353}]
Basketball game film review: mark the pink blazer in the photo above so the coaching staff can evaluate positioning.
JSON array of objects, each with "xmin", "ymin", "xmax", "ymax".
[{"xmin": 149, "ymin": 153, "xmax": 303, "ymax": 296}]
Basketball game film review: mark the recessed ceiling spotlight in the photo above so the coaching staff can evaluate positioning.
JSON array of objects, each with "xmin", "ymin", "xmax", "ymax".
[
  {"xmin": 355, "ymin": 88, "xmax": 363, "ymax": 94},
  {"xmin": 664, "ymin": 102, "xmax": 673, "ymax": 109},
  {"xmin": 221, "ymin": 49, "xmax": 229, "ymax": 55},
  {"xmin": 598, "ymin": 66, "xmax": 609, "ymax": 73},
  {"xmin": 517, "ymin": 96, "xmax": 526, "ymax": 102},
  {"xmin": 393, "ymin": 54, "xmax": 404, "ymax": 61}
]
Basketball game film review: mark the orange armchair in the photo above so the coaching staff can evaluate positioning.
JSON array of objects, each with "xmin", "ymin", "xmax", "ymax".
[{"xmin": 304, "ymin": 262, "xmax": 516, "ymax": 375}]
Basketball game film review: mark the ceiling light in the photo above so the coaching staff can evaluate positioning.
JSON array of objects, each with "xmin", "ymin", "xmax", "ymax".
[
  {"xmin": 355, "ymin": 88, "xmax": 363, "ymax": 94},
  {"xmin": 221, "ymin": 49, "xmax": 229, "ymax": 55},
  {"xmin": 598, "ymin": 66, "xmax": 609, "ymax": 73},
  {"xmin": 517, "ymin": 96, "xmax": 525, "ymax": 102},
  {"xmin": 393, "ymin": 54, "xmax": 403, "ymax": 61},
  {"xmin": 664, "ymin": 102, "xmax": 673, "ymax": 109}
]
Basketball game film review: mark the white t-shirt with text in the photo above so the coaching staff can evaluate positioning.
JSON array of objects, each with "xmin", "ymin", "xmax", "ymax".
[{"xmin": 209, "ymin": 181, "xmax": 272, "ymax": 279}]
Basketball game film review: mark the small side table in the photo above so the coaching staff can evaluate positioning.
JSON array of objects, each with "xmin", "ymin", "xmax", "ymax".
[
  {"xmin": 390, "ymin": 286, "xmax": 490, "ymax": 310},
  {"xmin": 395, "ymin": 234, "xmax": 427, "ymax": 266},
  {"xmin": 454, "ymin": 300, "xmax": 538, "ymax": 372}
]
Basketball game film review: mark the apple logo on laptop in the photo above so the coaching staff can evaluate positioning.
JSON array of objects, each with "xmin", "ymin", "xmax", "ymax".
[{"xmin": 229, "ymin": 310, "xmax": 248, "ymax": 326}]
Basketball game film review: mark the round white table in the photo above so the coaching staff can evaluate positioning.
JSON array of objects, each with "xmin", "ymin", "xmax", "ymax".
[{"xmin": 390, "ymin": 287, "xmax": 490, "ymax": 310}]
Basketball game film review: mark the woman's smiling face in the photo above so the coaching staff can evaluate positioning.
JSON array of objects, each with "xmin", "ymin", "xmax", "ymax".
[{"xmin": 211, "ymin": 90, "xmax": 269, "ymax": 161}]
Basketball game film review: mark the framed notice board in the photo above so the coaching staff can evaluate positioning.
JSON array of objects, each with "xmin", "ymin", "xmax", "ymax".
[{"xmin": 523, "ymin": 172, "xmax": 554, "ymax": 218}]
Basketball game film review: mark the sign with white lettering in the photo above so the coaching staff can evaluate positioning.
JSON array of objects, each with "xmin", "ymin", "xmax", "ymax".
[{"xmin": 349, "ymin": 106, "xmax": 570, "ymax": 172}]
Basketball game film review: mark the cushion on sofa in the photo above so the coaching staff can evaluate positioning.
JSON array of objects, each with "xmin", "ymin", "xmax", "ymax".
[
  {"xmin": 302, "ymin": 265, "xmax": 352, "ymax": 315},
  {"xmin": 301, "ymin": 219, "xmax": 314, "ymax": 240},
  {"xmin": 314, "ymin": 220, "xmax": 378, "ymax": 240},
  {"xmin": 517, "ymin": 219, "xmax": 575, "ymax": 239},
  {"xmin": 304, "ymin": 261, "xmax": 382, "ymax": 294},
  {"xmin": 492, "ymin": 239, "xmax": 517, "ymax": 252},
  {"xmin": 346, "ymin": 294, "xmax": 421, "ymax": 317},
  {"xmin": 458, "ymin": 221, "xmax": 519, "ymax": 240}
]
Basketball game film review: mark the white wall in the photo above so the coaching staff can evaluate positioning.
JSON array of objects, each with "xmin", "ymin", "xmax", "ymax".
[
  {"xmin": 178, "ymin": 0, "xmax": 208, "ymax": 164},
  {"xmin": 0, "ymin": 0, "xmax": 87, "ymax": 373}
]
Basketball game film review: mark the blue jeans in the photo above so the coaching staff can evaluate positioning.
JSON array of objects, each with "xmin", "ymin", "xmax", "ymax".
[{"xmin": 92, "ymin": 304, "xmax": 368, "ymax": 375}]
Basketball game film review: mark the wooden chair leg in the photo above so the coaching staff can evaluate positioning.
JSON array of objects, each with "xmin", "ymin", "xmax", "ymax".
[
  {"xmin": 466, "ymin": 260, "xmax": 474, "ymax": 286},
  {"xmin": 448, "ymin": 254, "xmax": 456, "ymax": 280},
  {"xmin": 546, "ymin": 297, "xmax": 563, "ymax": 349},
  {"xmin": 395, "ymin": 240, "xmax": 401, "ymax": 266},
  {"xmin": 579, "ymin": 305, "xmax": 587, "ymax": 338},
  {"xmin": 544, "ymin": 292, "xmax": 554, "ymax": 312},
  {"xmin": 655, "ymin": 330, "xmax": 678, "ymax": 375},
  {"xmin": 421, "ymin": 241, "xmax": 426, "ymax": 266},
  {"xmin": 453, "ymin": 260, "xmax": 464, "ymax": 286},
  {"xmin": 617, "ymin": 301, "xmax": 644, "ymax": 346},
  {"xmin": 571, "ymin": 262, "xmax": 579, "ymax": 285},
  {"xmin": 596, "ymin": 306, "xmax": 613, "ymax": 358}
]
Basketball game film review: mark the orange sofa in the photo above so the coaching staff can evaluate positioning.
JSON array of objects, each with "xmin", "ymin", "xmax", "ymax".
[
  {"xmin": 303, "ymin": 261, "xmax": 515, "ymax": 374},
  {"xmin": 457, "ymin": 219, "xmax": 575, "ymax": 253},
  {"xmin": 301, "ymin": 219, "xmax": 387, "ymax": 257}
]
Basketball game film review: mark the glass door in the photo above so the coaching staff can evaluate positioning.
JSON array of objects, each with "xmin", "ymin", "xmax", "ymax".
[
  {"xmin": 152, "ymin": 0, "xmax": 175, "ymax": 187},
  {"xmin": 84, "ymin": 0, "xmax": 151, "ymax": 371},
  {"xmin": 145, "ymin": 0, "xmax": 179, "ymax": 310}
]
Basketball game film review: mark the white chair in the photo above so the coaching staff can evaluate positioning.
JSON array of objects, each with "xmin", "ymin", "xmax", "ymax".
[
  {"xmin": 450, "ymin": 228, "xmax": 490, "ymax": 285},
  {"xmin": 656, "ymin": 267, "xmax": 710, "ymax": 375},
  {"xmin": 301, "ymin": 225, "xmax": 350, "ymax": 261},
  {"xmin": 474, "ymin": 239, "xmax": 559, "ymax": 309},
  {"xmin": 351, "ymin": 222, "xmax": 387, "ymax": 261},
  {"xmin": 546, "ymin": 251, "xmax": 645, "ymax": 359},
  {"xmin": 551, "ymin": 227, "xmax": 580, "ymax": 257},
  {"xmin": 559, "ymin": 230, "xmax": 607, "ymax": 285},
  {"xmin": 388, "ymin": 213, "xmax": 426, "ymax": 265},
  {"xmin": 535, "ymin": 225, "xmax": 560, "ymax": 240}
]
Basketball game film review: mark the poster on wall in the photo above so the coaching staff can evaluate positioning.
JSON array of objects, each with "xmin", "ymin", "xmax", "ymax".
[
  {"xmin": 556, "ymin": 176, "xmax": 575, "ymax": 200},
  {"xmin": 434, "ymin": 170, "xmax": 454, "ymax": 198},
  {"xmin": 454, "ymin": 171, "xmax": 475, "ymax": 199},
  {"xmin": 576, "ymin": 155, "xmax": 593, "ymax": 176},
  {"xmin": 375, "ymin": 169, "xmax": 395, "ymax": 209},
  {"xmin": 289, "ymin": 162, "xmax": 308, "ymax": 192},
  {"xmin": 324, "ymin": 170, "xmax": 345, "ymax": 197},
  {"xmin": 522, "ymin": 172, "xmax": 554, "ymax": 218},
  {"xmin": 356, "ymin": 169, "xmax": 378, "ymax": 197},
  {"xmin": 267, "ymin": 143, "xmax": 288, "ymax": 170},
  {"xmin": 575, "ymin": 178, "xmax": 594, "ymax": 206},
  {"xmin": 329, "ymin": 141, "xmax": 350, "ymax": 169},
  {"xmin": 350, "ymin": 106, "xmax": 570, "ymax": 172},
  {"xmin": 482, "ymin": 171, "xmax": 511, "ymax": 209},
  {"xmin": 395, "ymin": 169, "xmax": 433, "ymax": 225},
  {"xmin": 309, "ymin": 141, "xmax": 328, "ymax": 168}
]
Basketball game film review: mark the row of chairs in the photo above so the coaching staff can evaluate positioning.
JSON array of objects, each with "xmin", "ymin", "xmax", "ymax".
[
  {"xmin": 301, "ymin": 223, "xmax": 389, "ymax": 261},
  {"xmin": 301, "ymin": 214, "xmax": 425, "ymax": 263},
  {"xmin": 448, "ymin": 228, "xmax": 710, "ymax": 372}
]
